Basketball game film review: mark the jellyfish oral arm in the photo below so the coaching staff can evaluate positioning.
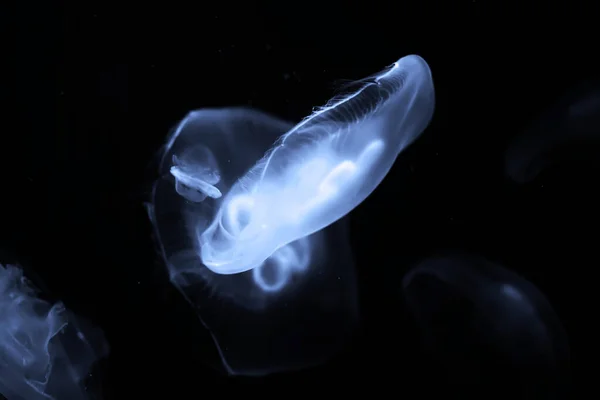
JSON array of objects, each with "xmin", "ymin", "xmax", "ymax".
[{"xmin": 158, "ymin": 55, "xmax": 434, "ymax": 277}]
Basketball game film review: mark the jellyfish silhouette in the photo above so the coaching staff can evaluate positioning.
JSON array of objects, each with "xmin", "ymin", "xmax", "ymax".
[
  {"xmin": 148, "ymin": 54, "xmax": 436, "ymax": 375},
  {"xmin": 0, "ymin": 263, "xmax": 109, "ymax": 400},
  {"xmin": 505, "ymin": 80, "xmax": 600, "ymax": 183},
  {"xmin": 402, "ymin": 254, "xmax": 570, "ymax": 397}
]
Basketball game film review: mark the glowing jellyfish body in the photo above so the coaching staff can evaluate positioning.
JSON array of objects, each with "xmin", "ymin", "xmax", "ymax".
[
  {"xmin": 149, "ymin": 109, "xmax": 358, "ymax": 376},
  {"xmin": 0, "ymin": 263, "xmax": 109, "ymax": 400},
  {"xmin": 148, "ymin": 54, "xmax": 435, "ymax": 375},
  {"xmin": 199, "ymin": 55, "xmax": 434, "ymax": 275},
  {"xmin": 402, "ymin": 254, "xmax": 570, "ymax": 397}
]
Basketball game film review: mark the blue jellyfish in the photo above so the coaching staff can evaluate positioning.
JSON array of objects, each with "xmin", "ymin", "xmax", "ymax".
[
  {"xmin": 0, "ymin": 263, "xmax": 109, "ymax": 400},
  {"xmin": 148, "ymin": 54, "xmax": 435, "ymax": 375}
]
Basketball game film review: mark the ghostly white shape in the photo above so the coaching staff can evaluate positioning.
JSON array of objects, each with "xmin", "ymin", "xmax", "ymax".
[
  {"xmin": 0, "ymin": 263, "xmax": 109, "ymax": 400},
  {"xmin": 198, "ymin": 55, "xmax": 435, "ymax": 274},
  {"xmin": 148, "ymin": 54, "xmax": 435, "ymax": 376}
]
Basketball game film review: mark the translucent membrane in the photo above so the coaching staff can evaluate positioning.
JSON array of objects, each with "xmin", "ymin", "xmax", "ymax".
[
  {"xmin": 148, "ymin": 54, "xmax": 435, "ymax": 375},
  {"xmin": 0, "ymin": 263, "xmax": 109, "ymax": 400}
]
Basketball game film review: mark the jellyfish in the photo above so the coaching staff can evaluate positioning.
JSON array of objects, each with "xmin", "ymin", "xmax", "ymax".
[
  {"xmin": 505, "ymin": 80, "xmax": 600, "ymax": 183},
  {"xmin": 0, "ymin": 263, "xmax": 109, "ymax": 400},
  {"xmin": 402, "ymin": 253, "xmax": 570, "ymax": 397},
  {"xmin": 148, "ymin": 54, "xmax": 435, "ymax": 375}
]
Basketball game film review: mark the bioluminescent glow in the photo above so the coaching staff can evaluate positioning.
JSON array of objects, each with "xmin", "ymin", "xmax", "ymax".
[
  {"xmin": 505, "ymin": 81, "xmax": 600, "ymax": 183},
  {"xmin": 148, "ymin": 54, "xmax": 435, "ymax": 375},
  {"xmin": 402, "ymin": 253, "xmax": 570, "ymax": 397},
  {"xmin": 148, "ymin": 109, "xmax": 359, "ymax": 376},
  {"xmin": 197, "ymin": 55, "xmax": 434, "ymax": 275},
  {"xmin": 0, "ymin": 263, "xmax": 109, "ymax": 400}
]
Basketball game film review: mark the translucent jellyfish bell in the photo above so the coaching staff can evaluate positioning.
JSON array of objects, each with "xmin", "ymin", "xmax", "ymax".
[
  {"xmin": 506, "ymin": 81, "xmax": 600, "ymax": 183},
  {"xmin": 197, "ymin": 55, "xmax": 435, "ymax": 275},
  {"xmin": 148, "ymin": 54, "xmax": 435, "ymax": 375},
  {"xmin": 402, "ymin": 254, "xmax": 570, "ymax": 397},
  {"xmin": 0, "ymin": 263, "xmax": 109, "ymax": 400},
  {"xmin": 149, "ymin": 109, "xmax": 358, "ymax": 376}
]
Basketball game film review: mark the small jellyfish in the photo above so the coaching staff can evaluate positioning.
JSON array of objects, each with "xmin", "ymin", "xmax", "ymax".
[
  {"xmin": 402, "ymin": 253, "xmax": 570, "ymax": 397},
  {"xmin": 148, "ymin": 54, "xmax": 435, "ymax": 376}
]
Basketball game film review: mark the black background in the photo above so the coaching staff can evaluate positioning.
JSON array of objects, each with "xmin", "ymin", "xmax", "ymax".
[{"xmin": 3, "ymin": 1, "xmax": 597, "ymax": 398}]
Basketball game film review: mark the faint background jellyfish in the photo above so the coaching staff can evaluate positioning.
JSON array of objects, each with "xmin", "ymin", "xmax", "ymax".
[
  {"xmin": 147, "ymin": 54, "xmax": 435, "ymax": 376},
  {"xmin": 502, "ymin": 80, "xmax": 598, "ymax": 381},
  {"xmin": 402, "ymin": 253, "xmax": 570, "ymax": 398},
  {"xmin": 505, "ymin": 80, "xmax": 600, "ymax": 184},
  {"xmin": 0, "ymin": 263, "xmax": 109, "ymax": 400}
]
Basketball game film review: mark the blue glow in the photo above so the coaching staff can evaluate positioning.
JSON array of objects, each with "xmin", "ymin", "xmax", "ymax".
[
  {"xmin": 196, "ymin": 55, "xmax": 434, "ymax": 274},
  {"xmin": 0, "ymin": 263, "xmax": 109, "ymax": 400},
  {"xmin": 148, "ymin": 54, "xmax": 435, "ymax": 375}
]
